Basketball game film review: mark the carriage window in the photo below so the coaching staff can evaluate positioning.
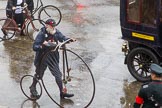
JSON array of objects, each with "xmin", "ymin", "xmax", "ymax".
[
  {"xmin": 127, "ymin": 0, "xmax": 140, "ymax": 23},
  {"xmin": 127, "ymin": 0, "xmax": 156, "ymax": 26},
  {"xmin": 141, "ymin": 0, "xmax": 156, "ymax": 26}
]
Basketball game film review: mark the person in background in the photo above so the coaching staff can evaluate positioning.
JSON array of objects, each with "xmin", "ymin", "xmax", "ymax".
[
  {"xmin": 6, "ymin": 0, "xmax": 33, "ymax": 35},
  {"xmin": 26, "ymin": 0, "xmax": 34, "ymax": 18},
  {"xmin": 134, "ymin": 63, "xmax": 162, "ymax": 108},
  {"xmin": 30, "ymin": 18, "xmax": 75, "ymax": 99}
]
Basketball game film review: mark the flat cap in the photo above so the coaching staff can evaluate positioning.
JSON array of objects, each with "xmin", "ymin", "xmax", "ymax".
[{"xmin": 150, "ymin": 63, "xmax": 162, "ymax": 75}]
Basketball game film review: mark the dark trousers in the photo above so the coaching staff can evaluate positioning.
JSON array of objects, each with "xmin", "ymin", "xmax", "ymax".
[
  {"xmin": 14, "ymin": 13, "xmax": 24, "ymax": 28},
  {"xmin": 31, "ymin": 51, "xmax": 63, "ymax": 94}
]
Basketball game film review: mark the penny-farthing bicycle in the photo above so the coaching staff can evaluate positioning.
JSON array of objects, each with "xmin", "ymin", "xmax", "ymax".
[{"xmin": 20, "ymin": 39, "xmax": 95, "ymax": 108}]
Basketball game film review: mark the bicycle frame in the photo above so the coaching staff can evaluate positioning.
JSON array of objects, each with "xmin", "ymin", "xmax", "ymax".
[
  {"xmin": 62, "ymin": 45, "xmax": 71, "ymax": 84},
  {"xmin": 2, "ymin": 6, "xmax": 38, "ymax": 33},
  {"xmin": 23, "ymin": 7, "xmax": 38, "ymax": 31},
  {"xmin": 2, "ymin": 18, "xmax": 19, "ymax": 31}
]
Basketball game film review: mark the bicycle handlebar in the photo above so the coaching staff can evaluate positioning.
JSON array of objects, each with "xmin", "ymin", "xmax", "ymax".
[
  {"xmin": 44, "ymin": 38, "xmax": 75, "ymax": 52},
  {"xmin": 59, "ymin": 38, "xmax": 75, "ymax": 47}
]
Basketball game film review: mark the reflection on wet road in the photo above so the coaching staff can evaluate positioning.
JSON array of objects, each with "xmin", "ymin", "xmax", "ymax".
[
  {"xmin": 3, "ymin": 38, "xmax": 34, "ymax": 82},
  {"xmin": 121, "ymin": 80, "xmax": 141, "ymax": 108}
]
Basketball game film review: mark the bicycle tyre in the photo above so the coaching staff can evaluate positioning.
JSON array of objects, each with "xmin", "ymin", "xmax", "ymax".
[
  {"xmin": 39, "ymin": 48, "xmax": 95, "ymax": 108},
  {"xmin": 0, "ymin": 18, "xmax": 15, "ymax": 40},
  {"xmin": 38, "ymin": 5, "xmax": 62, "ymax": 26},
  {"xmin": 20, "ymin": 75, "xmax": 43, "ymax": 101},
  {"xmin": 26, "ymin": 19, "xmax": 45, "ymax": 41},
  {"xmin": 62, "ymin": 49, "xmax": 96, "ymax": 108}
]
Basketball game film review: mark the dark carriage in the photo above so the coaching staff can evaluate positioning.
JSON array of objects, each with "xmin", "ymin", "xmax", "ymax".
[{"xmin": 120, "ymin": 0, "xmax": 162, "ymax": 82}]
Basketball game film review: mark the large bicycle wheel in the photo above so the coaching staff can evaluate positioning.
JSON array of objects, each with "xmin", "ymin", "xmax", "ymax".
[
  {"xmin": 0, "ymin": 18, "xmax": 15, "ymax": 40},
  {"xmin": 127, "ymin": 47, "xmax": 159, "ymax": 82},
  {"xmin": 38, "ymin": 5, "xmax": 62, "ymax": 26},
  {"xmin": 20, "ymin": 75, "xmax": 43, "ymax": 100},
  {"xmin": 60, "ymin": 49, "xmax": 95, "ymax": 108},
  {"xmin": 26, "ymin": 19, "xmax": 45, "ymax": 41},
  {"xmin": 39, "ymin": 48, "xmax": 95, "ymax": 108}
]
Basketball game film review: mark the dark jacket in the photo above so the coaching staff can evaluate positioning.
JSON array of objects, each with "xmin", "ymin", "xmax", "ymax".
[
  {"xmin": 26, "ymin": 0, "xmax": 34, "ymax": 13},
  {"xmin": 134, "ymin": 80, "xmax": 162, "ymax": 108},
  {"xmin": 6, "ymin": 0, "xmax": 25, "ymax": 10},
  {"xmin": 6, "ymin": 0, "xmax": 25, "ymax": 17},
  {"xmin": 6, "ymin": 0, "xmax": 34, "ymax": 17},
  {"xmin": 33, "ymin": 27, "xmax": 69, "ymax": 65}
]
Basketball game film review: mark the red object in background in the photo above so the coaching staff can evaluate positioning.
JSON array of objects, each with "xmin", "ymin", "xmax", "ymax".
[
  {"xmin": 63, "ymin": 87, "xmax": 67, "ymax": 93},
  {"xmin": 76, "ymin": 3, "xmax": 86, "ymax": 11}
]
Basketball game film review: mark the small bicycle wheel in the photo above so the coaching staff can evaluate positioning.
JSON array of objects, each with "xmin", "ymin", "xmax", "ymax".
[
  {"xmin": 20, "ymin": 75, "xmax": 43, "ymax": 100},
  {"xmin": 38, "ymin": 5, "xmax": 62, "ymax": 26},
  {"xmin": 0, "ymin": 18, "xmax": 15, "ymax": 40},
  {"xmin": 59, "ymin": 49, "xmax": 96, "ymax": 108},
  {"xmin": 26, "ymin": 19, "xmax": 45, "ymax": 41}
]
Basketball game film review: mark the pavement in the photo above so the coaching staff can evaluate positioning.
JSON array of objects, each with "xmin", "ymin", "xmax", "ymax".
[{"xmin": 0, "ymin": 0, "xmax": 6, "ymax": 10}]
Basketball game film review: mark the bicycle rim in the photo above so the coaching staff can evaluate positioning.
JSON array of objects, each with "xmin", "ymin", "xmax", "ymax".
[
  {"xmin": 60, "ymin": 49, "xmax": 96, "ymax": 108},
  {"xmin": 39, "ymin": 51, "xmax": 64, "ymax": 107},
  {"xmin": 38, "ymin": 5, "xmax": 62, "ymax": 26},
  {"xmin": 20, "ymin": 75, "xmax": 43, "ymax": 101},
  {"xmin": 37, "ymin": 48, "xmax": 95, "ymax": 108},
  {"xmin": 0, "ymin": 18, "xmax": 15, "ymax": 40},
  {"xmin": 26, "ymin": 19, "xmax": 45, "ymax": 41}
]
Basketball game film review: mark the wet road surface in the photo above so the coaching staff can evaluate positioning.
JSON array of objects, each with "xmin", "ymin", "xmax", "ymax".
[{"xmin": 0, "ymin": 0, "xmax": 142, "ymax": 108}]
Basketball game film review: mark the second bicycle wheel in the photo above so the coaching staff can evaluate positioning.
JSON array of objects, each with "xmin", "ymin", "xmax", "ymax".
[
  {"xmin": 26, "ymin": 19, "xmax": 45, "ymax": 41},
  {"xmin": 60, "ymin": 49, "xmax": 96, "ymax": 108},
  {"xmin": 20, "ymin": 75, "xmax": 43, "ymax": 101},
  {"xmin": 38, "ymin": 5, "xmax": 62, "ymax": 26},
  {"xmin": 0, "ymin": 18, "xmax": 15, "ymax": 40}
]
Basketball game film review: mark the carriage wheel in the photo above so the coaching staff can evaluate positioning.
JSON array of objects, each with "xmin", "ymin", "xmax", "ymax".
[{"xmin": 127, "ymin": 47, "xmax": 159, "ymax": 82}]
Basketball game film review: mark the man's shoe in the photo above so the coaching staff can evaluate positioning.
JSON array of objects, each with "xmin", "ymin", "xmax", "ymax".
[
  {"xmin": 29, "ymin": 86, "xmax": 39, "ymax": 99},
  {"xmin": 60, "ymin": 93, "xmax": 74, "ymax": 99}
]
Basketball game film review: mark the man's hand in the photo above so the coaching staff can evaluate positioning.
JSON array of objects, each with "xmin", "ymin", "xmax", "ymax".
[
  {"xmin": 12, "ymin": 6, "xmax": 16, "ymax": 10},
  {"xmin": 24, "ymin": 3, "xmax": 28, "ymax": 7},
  {"xmin": 43, "ymin": 41, "xmax": 48, "ymax": 45},
  {"xmin": 41, "ymin": 41, "xmax": 49, "ymax": 47}
]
